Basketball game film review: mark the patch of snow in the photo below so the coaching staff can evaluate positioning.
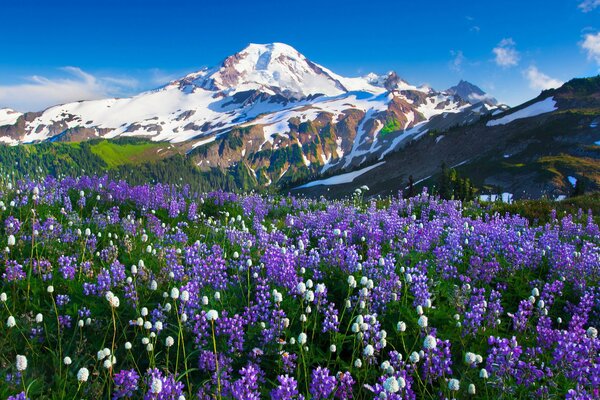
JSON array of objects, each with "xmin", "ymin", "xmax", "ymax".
[
  {"xmin": 479, "ymin": 193, "xmax": 513, "ymax": 203},
  {"xmin": 567, "ymin": 176, "xmax": 577, "ymax": 187},
  {"xmin": 296, "ymin": 162, "xmax": 385, "ymax": 188},
  {"xmin": 435, "ymin": 135, "xmax": 444, "ymax": 144},
  {"xmin": 191, "ymin": 135, "xmax": 217, "ymax": 149},
  {"xmin": 487, "ymin": 97, "xmax": 557, "ymax": 127},
  {"xmin": 0, "ymin": 136, "xmax": 18, "ymax": 145},
  {"xmin": 451, "ymin": 159, "xmax": 470, "ymax": 168},
  {"xmin": 0, "ymin": 109, "xmax": 22, "ymax": 126},
  {"xmin": 555, "ymin": 195, "xmax": 567, "ymax": 201}
]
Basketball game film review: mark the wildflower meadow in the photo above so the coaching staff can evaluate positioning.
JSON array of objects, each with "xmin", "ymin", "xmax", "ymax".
[{"xmin": 0, "ymin": 176, "xmax": 599, "ymax": 399}]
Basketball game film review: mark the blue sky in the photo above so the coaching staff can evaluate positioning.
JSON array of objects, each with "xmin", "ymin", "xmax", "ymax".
[{"xmin": 1, "ymin": 0, "xmax": 600, "ymax": 111}]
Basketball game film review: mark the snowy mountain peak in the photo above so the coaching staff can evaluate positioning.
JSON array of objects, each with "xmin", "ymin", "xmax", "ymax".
[
  {"xmin": 189, "ymin": 42, "xmax": 348, "ymax": 98},
  {"xmin": 446, "ymin": 80, "xmax": 497, "ymax": 105}
]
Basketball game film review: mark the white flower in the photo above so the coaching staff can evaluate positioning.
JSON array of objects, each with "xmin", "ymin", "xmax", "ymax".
[
  {"xmin": 214, "ymin": 292, "xmax": 221, "ymax": 301},
  {"xmin": 165, "ymin": 336, "xmax": 175, "ymax": 347},
  {"xmin": 479, "ymin": 368, "xmax": 489, "ymax": 379},
  {"xmin": 531, "ymin": 288, "xmax": 540, "ymax": 297},
  {"xmin": 468, "ymin": 383, "xmax": 476, "ymax": 395},
  {"xmin": 298, "ymin": 333, "xmax": 307, "ymax": 345},
  {"xmin": 7, "ymin": 315, "xmax": 16, "ymax": 327},
  {"xmin": 154, "ymin": 321, "xmax": 163, "ymax": 331},
  {"xmin": 47, "ymin": 285, "xmax": 54, "ymax": 293},
  {"xmin": 16, "ymin": 355, "xmax": 27, "ymax": 371},
  {"xmin": 383, "ymin": 376, "xmax": 400, "ymax": 393},
  {"xmin": 329, "ymin": 344, "xmax": 336, "ymax": 353},
  {"xmin": 417, "ymin": 315, "xmax": 428, "ymax": 328},
  {"xmin": 587, "ymin": 327, "xmax": 598, "ymax": 339},
  {"xmin": 397, "ymin": 376, "xmax": 406, "ymax": 389},
  {"xmin": 144, "ymin": 321, "xmax": 152, "ymax": 330},
  {"xmin": 354, "ymin": 358, "xmax": 362, "ymax": 368},
  {"xmin": 63, "ymin": 356, "xmax": 72, "ymax": 365},
  {"xmin": 448, "ymin": 378, "xmax": 460, "ymax": 391},
  {"xmin": 7, "ymin": 235, "xmax": 15, "ymax": 247},
  {"xmin": 397, "ymin": 321, "xmax": 406, "ymax": 332},
  {"xmin": 142, "ymin": 337, "xmax": 150, "ymax": 345},
  {"xmin": 125, "ymin": 342, "xmax": 132, "ymax": 350},
  {"xmin": 347, "ymin": 276, "xmax": 356, "ymax": 288},
  {"xmin": 304, "ymin": 290, "xmax": 315, "ymax": 302},
  {"xmin": 423, "ymin": 335, "xmax": 437, "ymax": 350},
  {"xmin": 0, "ymin": 292, "xmax": 6, "ymax": 302},
  {"xmin": 170, "ymin": 288, "xmax": 179, "ymax": 299},
  {"xmin": 363, "ymin": 344, "xmax": 375, "ymax": 357},
  {"xmin": 206, "ymin": 310, "xmax": 219, "ymax": 321},
  {"xmin": 416, "ymin": 305, "xmax": 423, "ymax": 315},
  {"xmin": 109, "ymin": 296, "xmax": 120, "ymax": 308},
  {"xmin": 181, "ymin": 290, "xmax": 190, "ymax": 302},
  {"xmin": 465, "ymin": 352, "xmax": 477, "ymax": 365},
  {"xmin": 151, "ymin": 377, "xmax": 163, "ymax": 393},
  {"xmin": 537, "ymin": 300, "xmax": 545, "ymax": 309},
  {"xmin": 146, "ymin": 343, "xmax": 154, "ymax": 352},
  {"xmin": 409, "ymin": 351, "xmax": 420, "ymax": 363},
  {"xmin": 77, "ymin": 367, "xmax": 89, "ymax": 382}
]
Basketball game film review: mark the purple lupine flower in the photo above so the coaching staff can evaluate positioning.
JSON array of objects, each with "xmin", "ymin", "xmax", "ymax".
[{"xmin": 113, "ymin": 369, "xmax": 140, "ymax": 399}]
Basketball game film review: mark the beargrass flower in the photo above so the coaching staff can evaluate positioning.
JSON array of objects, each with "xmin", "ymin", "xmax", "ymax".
[
  {"xmin": 206, "ymin": 310, "xmax": 219, "ymax": 321},
  {"xmin": 77, "ymin": 367, "xmax": 89, "ymax": 382},
  {"xmin": 16, "ymin": 355, "xmax": 27, "ymax": 371},
  {"xmin": 424, "ymin": 335, "xmax": 437, "ymax": 350},
  {"xmin": 448, "ymin": 378, "xmax": 460, "ymax": 391},
  {"xmin": 468, "ymin": 383, "xmax": 476, "ymax": 395}
]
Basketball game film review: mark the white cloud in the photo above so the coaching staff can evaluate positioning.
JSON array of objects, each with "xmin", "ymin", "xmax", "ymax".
[
  {"xmin": 492, "ymin": 38, "xmax": 520, "ymax": 68},
  {"xmin": 579, "ymin": 0, "xmax": 600, "ymax": 12},
  {"xmin": 580, "ymin": 32, "xmax": 600, "ymax": 64},
  {"xmin": 0, "ymin": 67, "xmax": 138, "ymax": 112},
  {"xmin": 524, "ymin": 66, "xmax": 563, "ymax": 91},
  {"xmin": 449, "ymin": 50, "xmax": 465, "ymax": 72}
]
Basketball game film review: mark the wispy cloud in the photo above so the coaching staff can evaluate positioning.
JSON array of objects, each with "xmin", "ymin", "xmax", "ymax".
[
  {"xmin": 524, "ymin": 66, "xmax": 563, "ymax": 90},
  {"xmin": 0, "ymin": 67, "xmax": 139, "ymax": 112},
  {"xmin": 449, "ymin": 50, "xmax": 465, "ymax": 72},
  {"xmin": 465, "ymin": 16, "xmax": 480, "ymax": 33},
  {"xmin": 492, "ymin": 38, "xmax": 520, "ymax": 68},
  {"xmin": 580, "ymin": 32, "xmax": 600, "ymax": 64},
  {"xmin": 578, "ymin": 0, "xmax": 600, "ymax": 12}
]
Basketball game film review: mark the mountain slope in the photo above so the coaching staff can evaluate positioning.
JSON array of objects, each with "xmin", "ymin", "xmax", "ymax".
[{"xmin": 292, "ymin": 76, "xmax": 600, "ymax": 199}]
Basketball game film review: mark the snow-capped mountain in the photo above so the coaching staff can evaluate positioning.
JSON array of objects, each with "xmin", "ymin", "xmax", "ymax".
[
  {"xmin": 446, "ymin": 80, "xmax": 498, "ymax": 106},
  {"xmin": 0, "ymin": 43, "xmax": 503, "ymax": 186}
]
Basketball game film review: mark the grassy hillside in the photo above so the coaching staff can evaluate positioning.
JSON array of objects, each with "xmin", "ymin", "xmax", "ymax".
[{"xmin": 89, "ymin": 139, "xmax": 166, "ymax": 168}]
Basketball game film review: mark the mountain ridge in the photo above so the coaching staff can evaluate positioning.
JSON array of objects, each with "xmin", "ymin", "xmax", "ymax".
[{"xmin": 0, "ymin": 42, "xmax": 504, "ymax": 189}]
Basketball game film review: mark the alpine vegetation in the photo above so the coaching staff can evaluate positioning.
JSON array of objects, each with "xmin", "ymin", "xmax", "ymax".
[{"xmin": 0, "ymin": 176, "xmax": 599, "ymax": 398}]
